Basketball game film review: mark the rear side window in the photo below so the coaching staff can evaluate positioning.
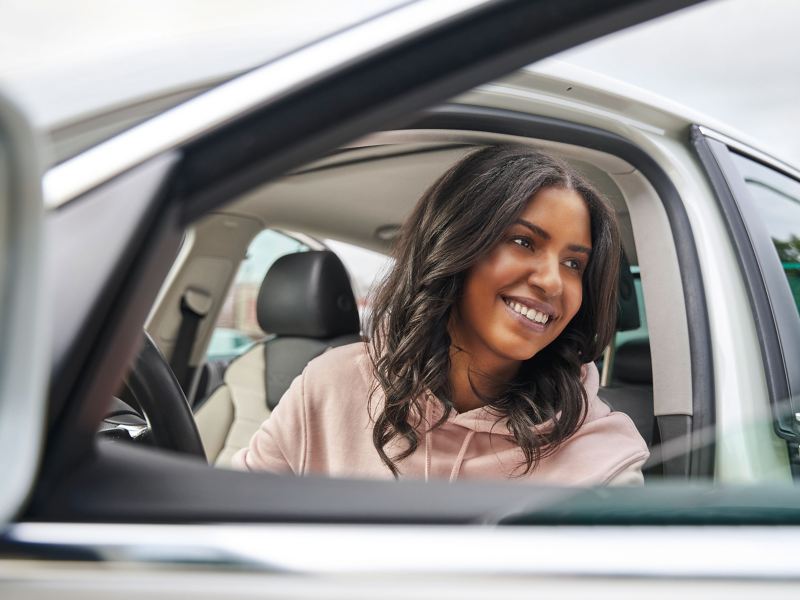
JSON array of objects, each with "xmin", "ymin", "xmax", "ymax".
[
  {"xmin": 207, "ymin": 229, "xmax": 309, "ymax": 361},
  {"xmin": 729, "ymin": 153, "xmax": 800, "ymax": 320}
]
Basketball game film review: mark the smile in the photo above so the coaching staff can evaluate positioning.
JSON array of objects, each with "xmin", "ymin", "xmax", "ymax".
[{"xmin": 502, "ymin": 297, "xmax": 555, "ymax": 329}]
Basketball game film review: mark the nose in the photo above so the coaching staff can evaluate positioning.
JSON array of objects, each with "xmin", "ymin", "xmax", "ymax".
[{"xmin": 527, "ymin": 253, "xmax": 562, "ymax": 297}]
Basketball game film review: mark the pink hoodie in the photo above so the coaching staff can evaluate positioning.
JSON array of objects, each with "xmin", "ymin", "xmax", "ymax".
[{"xmin": 233, "ymin": 342, "xmax": 649, "ymax": 485}]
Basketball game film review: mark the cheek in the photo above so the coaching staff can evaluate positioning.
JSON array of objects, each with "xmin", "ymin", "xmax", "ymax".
[
  {"xmin": 561, "ymin": 277, "xmax": 585, "ymax": 323},
  {"xmin": 461, "ymin": 273, "xmax": 495, "ymax": 316},
  {"xmin": 475, "ymin": 248, "xmax": 521, "ymax": 287},
  {"xmin": 464, "ymin": 253, "xmax": 510, "ymax": 299}
]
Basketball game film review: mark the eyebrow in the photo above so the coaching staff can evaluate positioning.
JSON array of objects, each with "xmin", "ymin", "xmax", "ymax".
[{"xmin": 515, "ymin": 219, "xmax": 593, "ymax": 255}]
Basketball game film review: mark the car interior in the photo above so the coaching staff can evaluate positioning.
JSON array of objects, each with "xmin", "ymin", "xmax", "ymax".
[
  {"xmin": 16, "ymin": 5, "xmax": 786, "ymax": 562},
  {"xmin": 131, "ymin": 129, "xmax": 698, "ymax": 481}
]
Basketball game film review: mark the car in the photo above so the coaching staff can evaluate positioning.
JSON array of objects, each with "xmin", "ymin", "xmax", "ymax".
[
  {"xmin": 2, "ymin": 0, "xmax": 800, "ymax": 596},
  {"xmin": 205, "ymin": 328, "xmax": 256, "ymax": 361}
]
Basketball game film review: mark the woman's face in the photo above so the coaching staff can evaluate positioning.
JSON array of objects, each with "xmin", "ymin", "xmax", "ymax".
[{"xmin": 451, "ymin": 186, "xmax": 592, "ymax": 373}]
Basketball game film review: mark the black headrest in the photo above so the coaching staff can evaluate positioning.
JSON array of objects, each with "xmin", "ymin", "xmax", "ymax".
[
  {"xmin": 257, "ymin": 250, "xmax": 360, "ymax": 338},
  {"xmin": 614, "ymin": 338, "xmax": 652, "ymax": 384},
  {"xmin": 616, "ymin": 252, "xmax": 641, "ymax": 332}
]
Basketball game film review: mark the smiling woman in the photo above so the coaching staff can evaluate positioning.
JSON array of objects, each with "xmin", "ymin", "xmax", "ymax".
[
  {"xmin": 12, "ymin": 0, "xmax": 800, "ymax": 594},
  {"xmin": 454, "ymin": 186, "xmax": 593, "ymax": 375},
  {"xmin": 234, "ymin": 145, "xmax": 648, "ymax": 484}
]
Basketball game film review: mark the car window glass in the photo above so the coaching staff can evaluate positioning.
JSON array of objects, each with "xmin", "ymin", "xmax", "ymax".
[
  {"xmin": 729, "ymin": 152, "xmax": 800, "ymax": 319},
  {"xmin": 206, "ymin": 229, "xmax": 308, "ymax": 362},
  {"xmin": 323, "ymin": 238, "xmax": 392, "ymax": 332}
]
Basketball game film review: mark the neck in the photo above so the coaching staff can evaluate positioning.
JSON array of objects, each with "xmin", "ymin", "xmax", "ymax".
[{"xmin": 448, "ymin": 344, "xmax": 519, "ymax": 413}]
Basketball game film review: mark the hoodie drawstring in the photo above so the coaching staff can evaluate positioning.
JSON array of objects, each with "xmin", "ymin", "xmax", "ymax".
[
  {"xmin": 449, "ymin": 430, "xmax": 475, "ymax": 482},
  {"xmin": 423, "ymin": 398, "xmax": 477, "ymax": 482},
  {"xmin": 425, "ymin": 398, "xmax": 475, "ymax": 483}
]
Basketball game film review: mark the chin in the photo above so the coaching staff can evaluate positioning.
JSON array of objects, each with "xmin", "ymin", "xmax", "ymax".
[{"xmin": 496, "ymin": 340, "xmax": 544, "ymax": 362}]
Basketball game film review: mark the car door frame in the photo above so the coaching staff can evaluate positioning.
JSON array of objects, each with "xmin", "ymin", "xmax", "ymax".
[
  {"xmin": 692, "ymin": 126, "xmax": 800, "ymax": 478},
  {"xmin": 30, "ymin": 0, "xmax": 706, "ymax": 521}
]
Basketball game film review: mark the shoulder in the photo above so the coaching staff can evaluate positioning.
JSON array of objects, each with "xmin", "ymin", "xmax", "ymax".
[
  {"xmin": 557, "ymin": 361, "xmax": 650, "ymax": 484},
  {"xmin": 301, "ymin": 341, "xmax": 374, "ymax": 396},
  {"xmin": 304, "ymin": 341, "xmax": 370, "ymax": 376}
]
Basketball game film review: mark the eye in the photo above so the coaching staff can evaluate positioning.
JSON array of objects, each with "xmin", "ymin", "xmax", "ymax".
[
  {"xmin": 511, "ymin": 236, "xmax": 534, "ymax": 250},
  {"xmin": 563, "ymin": 258, "xmax": 584, "ymax": 271}
]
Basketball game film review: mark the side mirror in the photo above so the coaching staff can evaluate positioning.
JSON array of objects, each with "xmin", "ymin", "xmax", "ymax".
[{"xmin": 0, "ymin": 89, "xmax": 48, "ymax": 524}]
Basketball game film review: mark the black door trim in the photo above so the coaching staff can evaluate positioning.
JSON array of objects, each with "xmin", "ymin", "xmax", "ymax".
[{"xmin": 692, "ymin": 127, "xmax": 800, "ymax": 476}]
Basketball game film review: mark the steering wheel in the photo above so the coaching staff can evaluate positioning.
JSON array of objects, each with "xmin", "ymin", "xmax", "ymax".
[{"xmin": 102, "ymin": 332, "xmax": 206, "ymax": 460}]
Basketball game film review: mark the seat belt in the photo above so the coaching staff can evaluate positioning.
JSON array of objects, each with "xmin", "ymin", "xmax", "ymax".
[{"xmin": 171, "ymin": 288, "xmax": 213, "ymax": 391}]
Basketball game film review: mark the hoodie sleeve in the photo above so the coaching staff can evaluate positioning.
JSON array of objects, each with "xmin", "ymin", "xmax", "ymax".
[
  {"xmin": 231, "ymin": 370, "xmax": 307, "ymax": 475},
  {"xmin": 605, "ymin": 456, "xmax": 647, "ymax": 486},
  {"xmin": 576, "ymin": 361, "xmax": 650, "ymax": 486}
]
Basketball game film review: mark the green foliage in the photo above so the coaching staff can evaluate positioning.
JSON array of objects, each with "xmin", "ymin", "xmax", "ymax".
[
  {"xmin": 775, "ymin": 236, "xmax": 800, "ymax": 315},
  {"xmin": 774, "ymin": 235, "xmax": 800, "ymax": 265}
]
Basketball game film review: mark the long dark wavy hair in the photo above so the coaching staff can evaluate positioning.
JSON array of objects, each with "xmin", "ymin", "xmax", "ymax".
[{"xmin": 367, "ymin": 145, "xmax": 621, "ymax": 477}]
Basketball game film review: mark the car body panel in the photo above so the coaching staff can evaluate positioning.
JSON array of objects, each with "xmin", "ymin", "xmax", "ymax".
[
  {"xmin": 5, "ymin": 522, "xmax": 800, "ymax": 575},
  {"xmin": 2, "ymin": 561, "xmax": 797, "ymax": 599}
]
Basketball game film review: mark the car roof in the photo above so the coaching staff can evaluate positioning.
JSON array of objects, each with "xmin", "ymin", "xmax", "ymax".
[
  {"xmin": 522, "ymin": 59, "xmax": 800, "ymax": 172},
  {"xmin": 37, "ymin": 55, "xmax": 800, "ymax": 178}
]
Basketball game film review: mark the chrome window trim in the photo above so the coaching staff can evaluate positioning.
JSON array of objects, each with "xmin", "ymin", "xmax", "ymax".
[
  {"xmin": 6, "ymin": 523, "xmax": 800, "ymax": 579},
  {"xmin": 42, "ymin": 0, "xmax": 496, "ymax": 210},
  {"xmin": 697, "ymin": 125, "xmax": 800, "ymax": 182}
]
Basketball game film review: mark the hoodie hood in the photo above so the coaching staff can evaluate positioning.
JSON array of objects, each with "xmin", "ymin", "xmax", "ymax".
[
  {"xmin": 414, "ymin": 362, "xmax": 608, "ymax": 481},
  {"xmin": 418, "ymin": 361, "xmax": 605, "ymax": 434}
]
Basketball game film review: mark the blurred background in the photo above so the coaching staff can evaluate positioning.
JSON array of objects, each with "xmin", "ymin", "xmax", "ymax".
[{"xmin": 1, "ymin": 0, "xmax": 798, "ymax": 165}]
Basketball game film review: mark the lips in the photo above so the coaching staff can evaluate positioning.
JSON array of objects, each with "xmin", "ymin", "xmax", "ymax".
[{"xmin": 501, "ymin": 295, "xmax": 557, "ymax": 324}]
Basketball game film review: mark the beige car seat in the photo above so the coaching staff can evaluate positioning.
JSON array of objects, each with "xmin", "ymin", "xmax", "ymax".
[{"xmin": 195, "ymin": 250, "xmax": 362, "ymax": 466}]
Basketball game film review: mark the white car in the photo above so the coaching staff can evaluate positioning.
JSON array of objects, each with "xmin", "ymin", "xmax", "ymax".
[{"xmin": 2, "ymin": 0, "xmax": 799, "ymax": 596}]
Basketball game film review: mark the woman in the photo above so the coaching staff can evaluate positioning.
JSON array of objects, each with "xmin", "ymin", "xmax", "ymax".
[{"xmin": 233, "ymin": 145, "xmax": 649, "ymax": 485}]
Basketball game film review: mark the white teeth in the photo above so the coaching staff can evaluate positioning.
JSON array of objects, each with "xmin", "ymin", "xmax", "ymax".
[{"xmin": 506, "ymin": 299, "xmax": 549, "ymax": 324}]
